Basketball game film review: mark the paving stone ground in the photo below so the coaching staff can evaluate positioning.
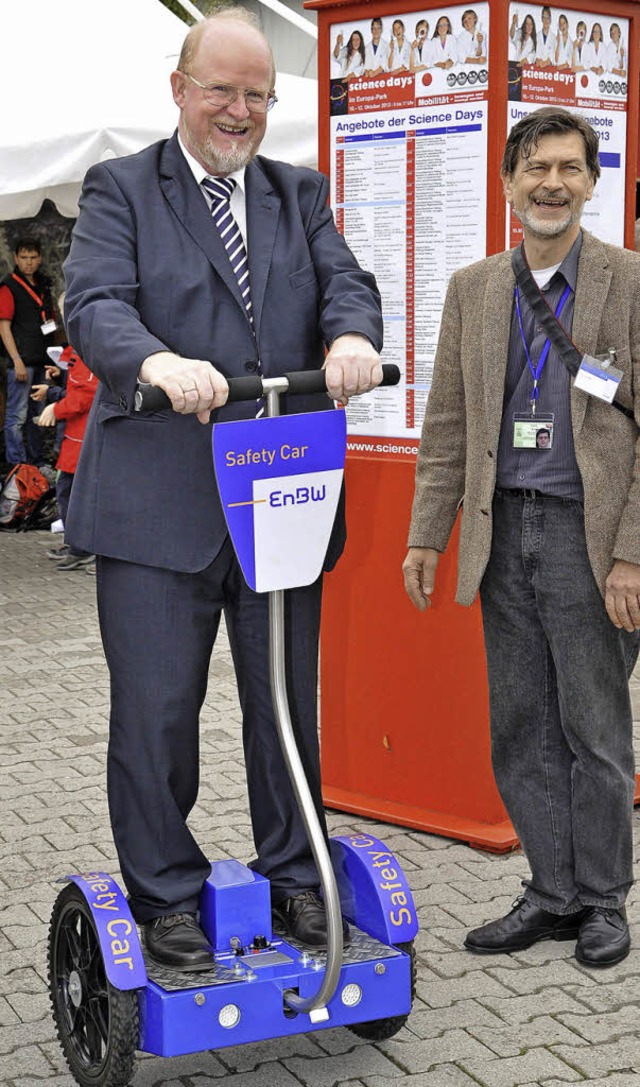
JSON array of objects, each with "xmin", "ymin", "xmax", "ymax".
[{"xmin": 1, "ymin": 531, "xmax": 639, "ymax": 1087}]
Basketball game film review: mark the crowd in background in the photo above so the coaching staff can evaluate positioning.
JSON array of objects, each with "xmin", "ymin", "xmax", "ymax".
[{"xmin": 0, "ymin": 235, "xmax": 97, "ymax": 570}]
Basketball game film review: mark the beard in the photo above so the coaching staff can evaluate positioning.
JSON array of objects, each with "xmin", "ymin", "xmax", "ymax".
[
  {"xmin": 513, "ymin": 199, "xmax": 581, "ymax": 239},
  {"xmin": 182, "ymin": 118, "xmax": 261, "ymax": 174}
]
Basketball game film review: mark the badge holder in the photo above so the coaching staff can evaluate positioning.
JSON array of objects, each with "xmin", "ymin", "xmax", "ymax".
[
  {"xmin": 574, "ymin": 350, "xmax": 624, "ymax": 404},
  {"xmin": 512, "ymin": 412, "xmax": 555, "ymax": 449}
]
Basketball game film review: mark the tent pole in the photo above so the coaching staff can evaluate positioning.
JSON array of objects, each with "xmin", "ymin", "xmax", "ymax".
[
  {"xmin": 170, "ymin": 0, "xmax": 317, "ymax": 39},
  {"xmin": 255, "ymin": 0, "xmax": 317, "ymax": 38}
]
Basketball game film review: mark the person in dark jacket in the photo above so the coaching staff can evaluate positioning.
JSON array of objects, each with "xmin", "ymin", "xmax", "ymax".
[{"xmin": 0, "ymin": 238, "xmax": 57, "ymax": 468}]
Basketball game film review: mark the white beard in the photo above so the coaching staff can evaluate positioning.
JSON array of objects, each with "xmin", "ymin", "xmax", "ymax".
[
  {"xmin": 513, "ymin": 201, "xmax": 580, "ymax": 239},
  {"xmin": 183, "ymin": 120, "xmax": 261, "ymax": 174}
]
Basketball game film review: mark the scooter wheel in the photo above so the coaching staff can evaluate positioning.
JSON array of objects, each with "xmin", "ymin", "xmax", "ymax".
[
  {"xmin": 48, "ymin": 883, "xmax": 138, "ymax": 1087},
  {"xmin": 347, "ymin": 940, "xmax": 416, "ymax": 1041}
]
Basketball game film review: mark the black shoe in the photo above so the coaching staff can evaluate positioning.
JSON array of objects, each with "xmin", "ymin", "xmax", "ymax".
[
  {"xmin": 273, "ymin": 890, "xmax": 349, "ymax": 949},
  {"xmin": 575, "ymin": 907, "xmax": 630, "ymax": 967},
  {"xmin": 143, "ymin": 913, "xmax": 215, "ymax": 972},
  {"xmin": 464, "ymin": 898, "xmax": 586, "ymax": 954}
]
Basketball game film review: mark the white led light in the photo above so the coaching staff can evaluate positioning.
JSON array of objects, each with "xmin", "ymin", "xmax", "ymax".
[
  {"xmin": 341, "ymin": 983, "xmax": 362, "ymax": 1007},
  {"xmin": 218, "ymin": 1003, "xmax": 241, "ymax": 1028}
]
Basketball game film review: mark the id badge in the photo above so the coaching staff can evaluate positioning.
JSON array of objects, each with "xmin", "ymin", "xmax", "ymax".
[
  {"xmin": 573, "ymin": 354, "xmax": 622, "ymax": 404},
  {"xmin": 513, "ymin": 412, "xmax": 555, "ymax": 449},
  {"xmin": 41, "ymin": 319, "xmax": 57, "ymax": 335}
]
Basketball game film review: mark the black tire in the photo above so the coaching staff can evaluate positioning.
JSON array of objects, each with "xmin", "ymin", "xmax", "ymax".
[
  {"xmin": 348, "ymin": 940, "xmax": 416, "ymax": 1041},
  {"xmin": 48, "ymin": 883, "xmax": 139, "ymax": 1087}
]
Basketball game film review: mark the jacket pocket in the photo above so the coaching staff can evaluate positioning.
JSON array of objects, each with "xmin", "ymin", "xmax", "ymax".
[
  {"xmin": 288, "ymin": 263, "xmax": 318, "ymax": 290},
  {"xmin": 96, "ymin": 401, "xmax": 172, "ymax": 425}
]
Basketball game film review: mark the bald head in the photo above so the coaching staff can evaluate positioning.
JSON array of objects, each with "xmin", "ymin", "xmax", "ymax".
[
  {"xmin": 171, "ymin": 8, "xmax": 276, "ymax": 176},
  {"xmin": 178, "ymin": 8, "xmax": 276, "ymax": 88}
]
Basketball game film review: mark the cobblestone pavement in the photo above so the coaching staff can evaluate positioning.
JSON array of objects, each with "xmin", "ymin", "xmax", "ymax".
[{"xmin": 1, "ymin": 531, "xmax": 639, "ymax": 1087}]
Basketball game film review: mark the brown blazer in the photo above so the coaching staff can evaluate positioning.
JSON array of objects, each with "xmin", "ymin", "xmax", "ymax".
[{"xmin": 408, "ymin": 230, "xmax": 640, "ymax": 605}]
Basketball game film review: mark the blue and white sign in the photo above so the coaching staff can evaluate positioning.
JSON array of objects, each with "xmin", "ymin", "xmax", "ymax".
[{"xmin": 213, "ymin": 411, "xmax": 347, "ymax": 592}]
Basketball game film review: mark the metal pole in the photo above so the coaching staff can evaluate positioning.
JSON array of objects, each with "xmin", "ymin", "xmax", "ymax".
[{"xmin": 264, "ymin": 382, "xmax": 343, "ymax": 1015}]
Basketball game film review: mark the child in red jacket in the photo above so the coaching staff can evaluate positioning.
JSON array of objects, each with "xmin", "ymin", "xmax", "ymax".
[{"xmin": 36, "ymin": 344, "xmax": 98, "ymax": 569}]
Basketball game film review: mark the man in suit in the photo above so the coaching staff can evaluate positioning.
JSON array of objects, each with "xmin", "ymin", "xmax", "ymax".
[
  {"xmin": 63, "ymin": 8, "xmax": 383, "ymax": 971},
  {"xmin": 403, "ymin": 108, "xmax": 639, "ymax": 968}
]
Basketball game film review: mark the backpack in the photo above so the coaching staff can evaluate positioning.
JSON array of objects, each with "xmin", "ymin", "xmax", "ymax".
[
  {"xmin": 18, "ymin": 490, "xmax": 59, "ymax": 532},
  {"xmin": 0, "ymin": 464, "xmax": 51, "ymax": 529}
]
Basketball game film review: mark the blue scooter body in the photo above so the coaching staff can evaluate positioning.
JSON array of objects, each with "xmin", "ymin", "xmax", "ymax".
[{"xmin": 65, "ymin": 833, "xmax": 417, "ymax": 1057}]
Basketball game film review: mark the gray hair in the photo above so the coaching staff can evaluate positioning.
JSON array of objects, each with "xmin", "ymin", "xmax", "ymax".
[{"xmin": 501, "ymin": 107, "xmax": 601, "ymax": 182}]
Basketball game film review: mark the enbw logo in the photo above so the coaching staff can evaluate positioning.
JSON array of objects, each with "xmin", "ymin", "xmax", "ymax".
[{"xmin": 269, "ymin": 485, "xmax": 326, "ymax": 508}]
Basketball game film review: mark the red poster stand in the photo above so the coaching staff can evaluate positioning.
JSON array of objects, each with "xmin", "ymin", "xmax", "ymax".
[{"xmin": 309, "ymin": 0, "xmax": 640, "ymax": 850}]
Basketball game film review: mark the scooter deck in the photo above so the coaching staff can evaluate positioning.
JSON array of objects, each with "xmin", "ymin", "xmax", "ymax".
[{"xmin": 139, "ymin": 923, "xmax": 412, "ymax": 1056}]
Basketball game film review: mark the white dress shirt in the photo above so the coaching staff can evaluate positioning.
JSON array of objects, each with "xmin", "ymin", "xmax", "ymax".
[{"xmin": 178, "ymin": 133, "xmax": 248, "ymax": 249}]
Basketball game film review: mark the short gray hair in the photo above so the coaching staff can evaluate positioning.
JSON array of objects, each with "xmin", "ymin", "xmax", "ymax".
[{"xmin": 501, "ymin": 107, "xmax": 601, "ymax": 182}]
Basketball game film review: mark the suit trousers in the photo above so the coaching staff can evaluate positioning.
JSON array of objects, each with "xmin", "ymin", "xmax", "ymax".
[
  {"xmin": 96, "ymin": 538, "xmax": 327, "ymax": 923},
  {"xmin": 480, "ymin": 490, "xmax": 638, "ymax": 914}
]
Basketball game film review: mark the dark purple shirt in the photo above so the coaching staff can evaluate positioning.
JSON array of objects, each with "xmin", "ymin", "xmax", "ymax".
[{"xmin": 496, "ymin": 232, "xmax": 583, "ymax": 500}]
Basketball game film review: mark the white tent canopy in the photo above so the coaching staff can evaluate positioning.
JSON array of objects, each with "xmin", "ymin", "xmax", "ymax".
[{"xmin": 0, "ymin": 0, "xmax": 318, "ymax": 220}]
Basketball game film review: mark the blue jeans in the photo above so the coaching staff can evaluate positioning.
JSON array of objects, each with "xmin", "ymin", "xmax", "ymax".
[
  {"xmin": 480, "ymin": 490, "xmax": 637, "ymax": 914},
  {"xmin": 4, "ymin": 365, "xmax": 45, "ymax": 465}
]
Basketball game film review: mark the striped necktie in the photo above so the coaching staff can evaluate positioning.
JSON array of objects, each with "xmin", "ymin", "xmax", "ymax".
[
  {"xmin": 201, "ymin": 176, "xmax": 253, "ymax": 330},
  {"xmin": 201, "ymin": 176, "xmax": 264, "ymax": 415}
]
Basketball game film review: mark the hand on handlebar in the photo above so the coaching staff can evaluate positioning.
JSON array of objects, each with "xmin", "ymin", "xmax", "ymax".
[
  {"xmin": 138, "ymin": 351, "xmax": 229, "ymax": 424},
  {"xmin": 323, "ymin": 334, "xmax": 383, "ymax": 406}
]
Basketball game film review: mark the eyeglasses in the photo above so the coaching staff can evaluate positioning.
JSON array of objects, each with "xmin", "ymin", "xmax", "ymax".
[{"xmin": 182, "ymin": 72, "xmax": 277, "ymax": 113}]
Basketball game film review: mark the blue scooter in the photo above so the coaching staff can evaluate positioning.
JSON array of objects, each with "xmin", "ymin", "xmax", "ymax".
[{"xmin": 48, "ymin": 366, "xmax": 418, "ymax": 1087}]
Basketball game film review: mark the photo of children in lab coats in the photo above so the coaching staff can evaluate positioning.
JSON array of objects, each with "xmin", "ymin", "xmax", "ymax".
[{"xmin": 329, "ymin": 3, "xmax": 491, "ymax": 114}]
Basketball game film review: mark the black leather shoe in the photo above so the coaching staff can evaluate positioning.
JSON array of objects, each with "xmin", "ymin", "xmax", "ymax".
[
  {"xmin": 575, "ymin": 907, "xmax": 630, "ymax": 967},
  {"xmin": 143, "ymin": 912, "xmax": 215, "ymax": 971},
  {"xmin": 273, "ymin": 890, "xmax": 349, "ymax": 949},
  {"xmin": 465, "ymin": 898, "xmax": 586, "ymax": 954}
]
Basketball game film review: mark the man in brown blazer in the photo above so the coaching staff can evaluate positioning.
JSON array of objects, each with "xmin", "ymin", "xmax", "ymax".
[{"xmin": 404, "ymin": 107, "xmax": 640, "ymax": 967}]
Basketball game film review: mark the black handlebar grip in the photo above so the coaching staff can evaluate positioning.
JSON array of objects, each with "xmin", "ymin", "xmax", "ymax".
[
  {"xmin": 133, "ymin": 384, "xmax": 172, "ymax": 412},
  {"xmin": 134, "ymin": 363, "xmax": 401, "ymax": 412},
  {"xmin": 225, "ymin": 375, "xmax": 264, "ymax": 402},
  {"xmin": 282, "ymin": 364, "xmax": 399, "ymax": 395},
  {"xmin": 281, "ymin": 369, "xmax": 330, "ymax": 396},
  {"xmin": 134, "ymin": 374, "xmax": 265, "ymax": 413},
  {"xmin": 380, "ymin": 363, "xmax": 401, "ymax": 387}
]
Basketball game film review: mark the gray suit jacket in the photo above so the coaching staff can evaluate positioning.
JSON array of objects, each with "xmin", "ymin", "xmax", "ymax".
[{"xmin": 408, "ymin": 230, "xmax": 640, "ymax": 605}]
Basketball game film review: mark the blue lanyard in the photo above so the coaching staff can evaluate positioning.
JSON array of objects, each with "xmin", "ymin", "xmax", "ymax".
[{"xmin": 514, "ymin": 282, "xmax": 571, "ymax": 412}]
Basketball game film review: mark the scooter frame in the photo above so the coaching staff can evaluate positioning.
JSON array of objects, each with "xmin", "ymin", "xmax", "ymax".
[{"xmin": 48, "ymin": 367, "xmax": 418, "ymax": 1086}]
